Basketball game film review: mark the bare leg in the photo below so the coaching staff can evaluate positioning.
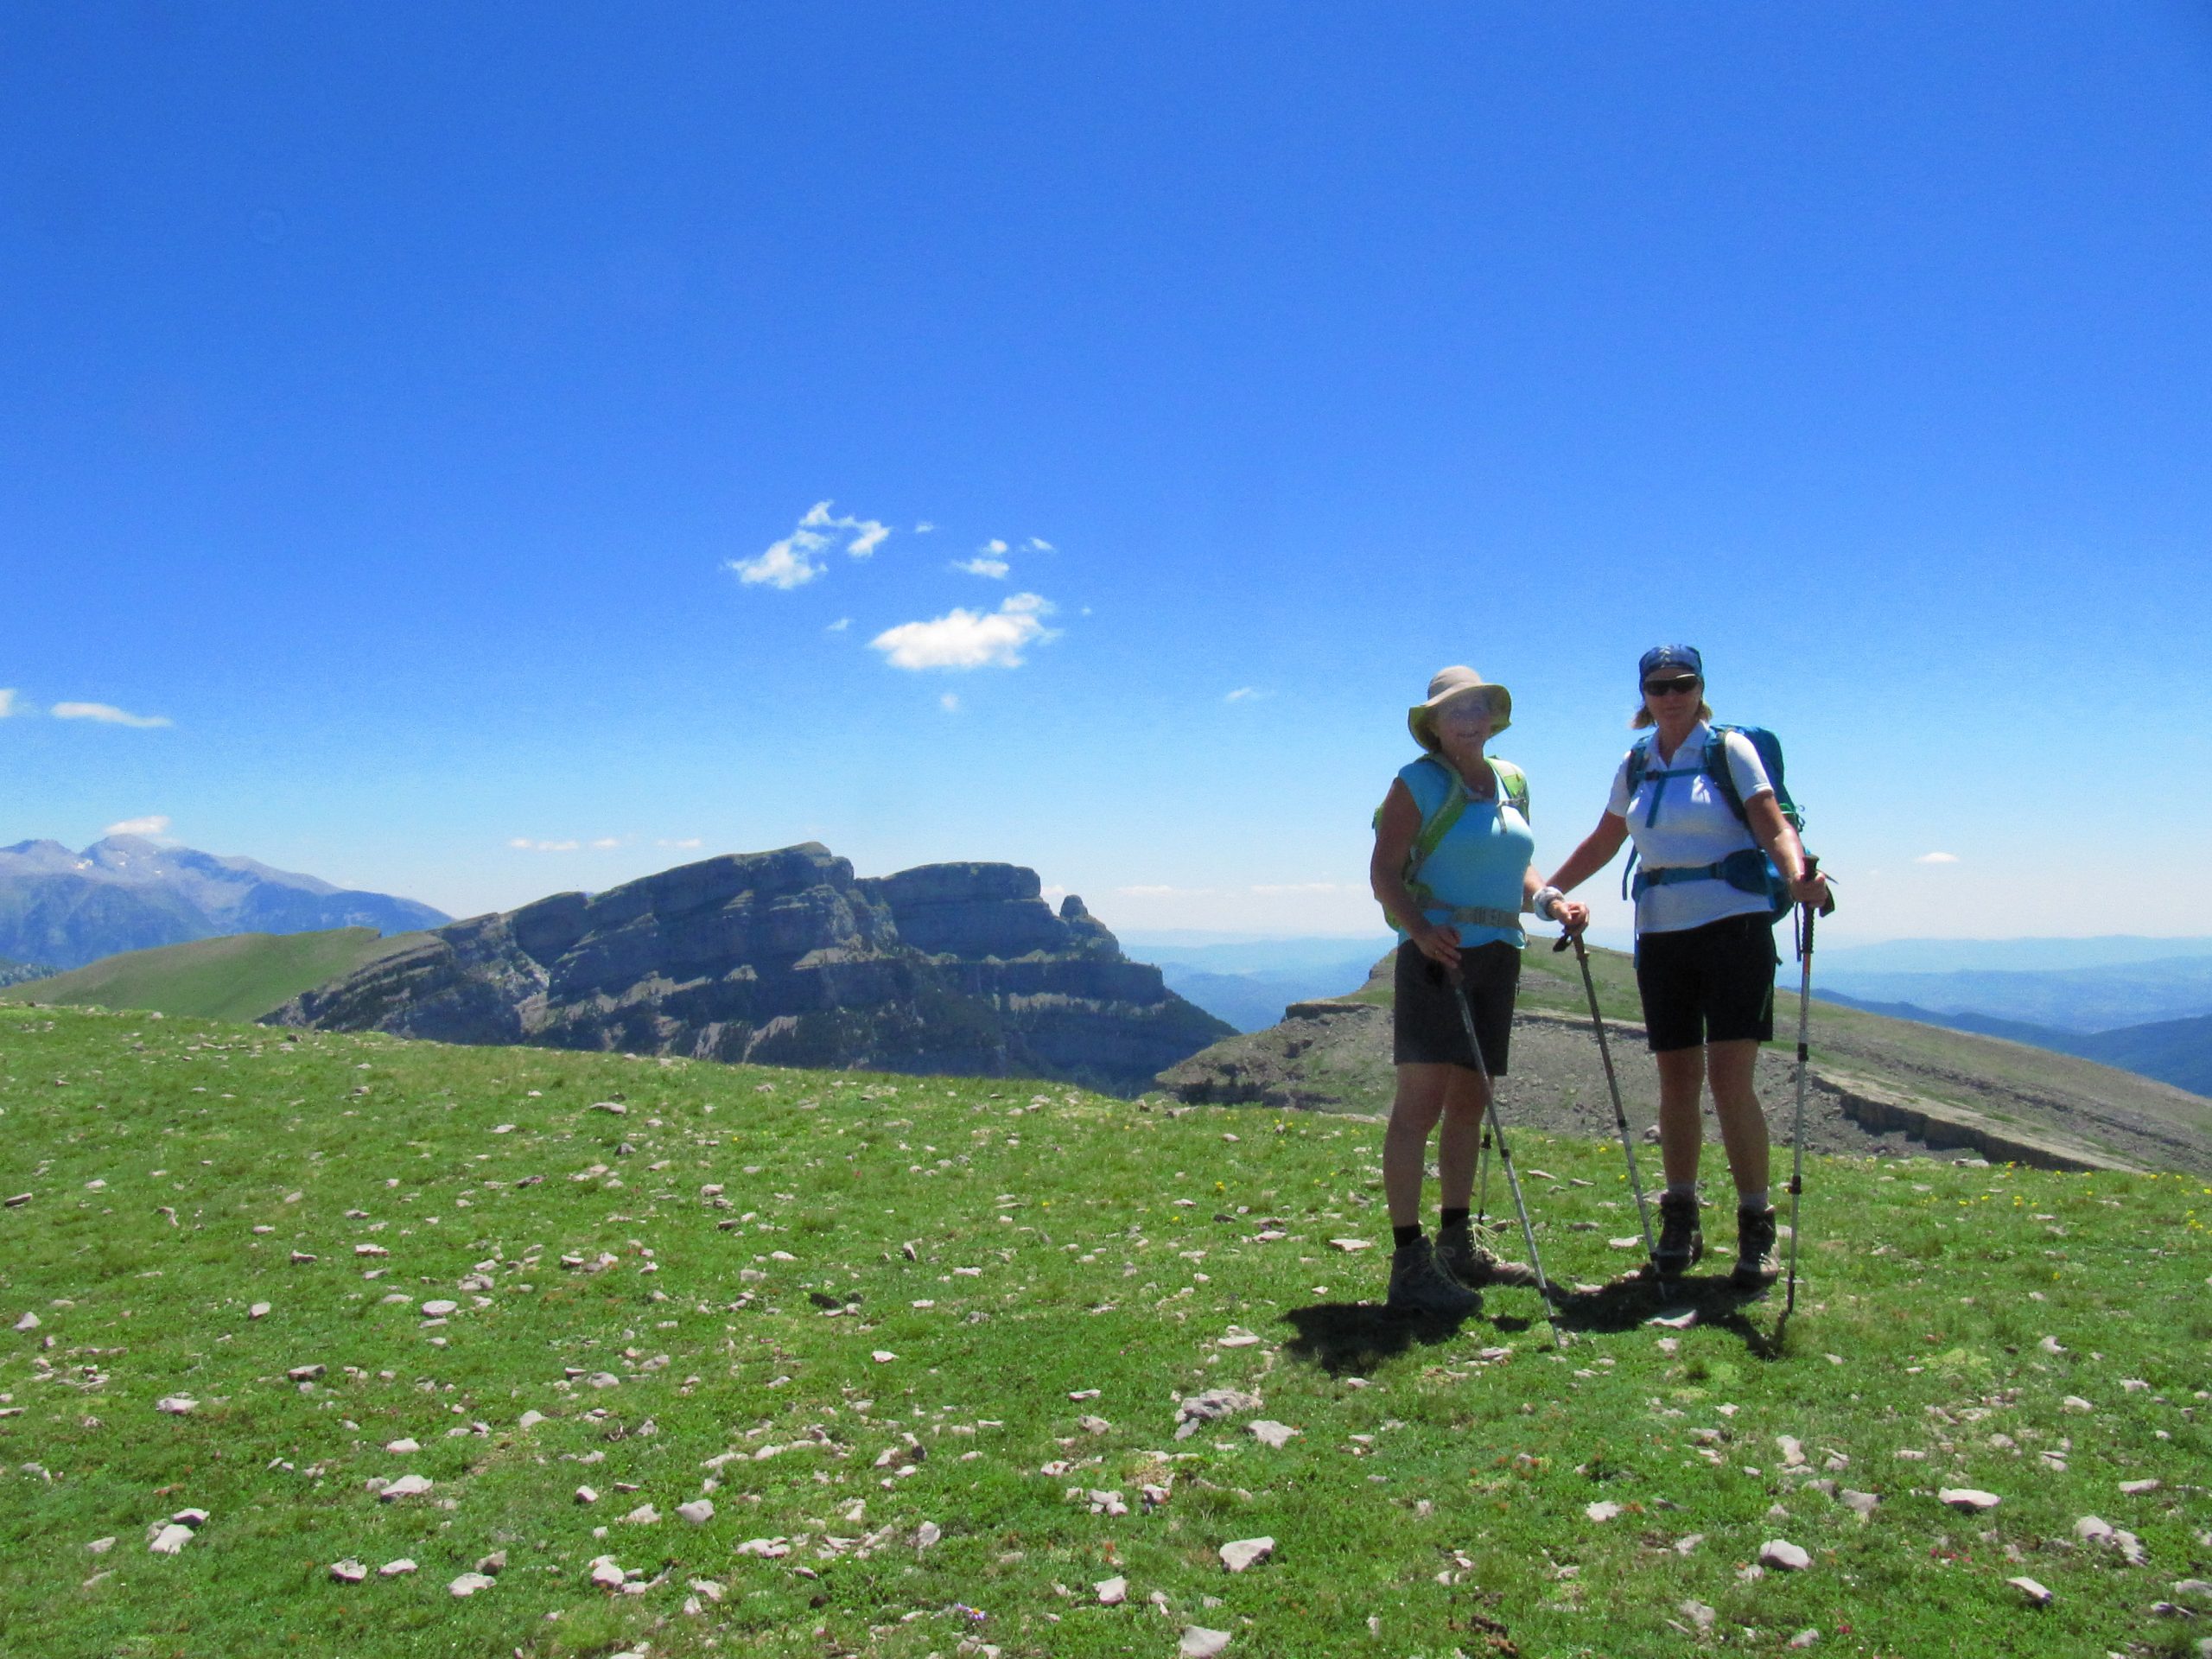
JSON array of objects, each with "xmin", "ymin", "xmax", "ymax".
[
  {"xmin": 1704, "ymin": 1039, "xmax": 1770, "ymax": 1198},
  {"xmin": 1654, "ymin": 1046, "xmax": 1707, "ymax": 1188},
  {"xmin": 1433, "ymin": 1065, "xmax": 1491, "ymax": 1212},
  {"xmin": 1383, "ymin": 1064, "xmax": 1452, "ymax": 1228}
]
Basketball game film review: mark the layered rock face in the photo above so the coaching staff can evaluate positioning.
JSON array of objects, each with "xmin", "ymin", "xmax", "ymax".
[{"xmin": 270, "ymin": 844, "xmax": 1229, "ymax": 1095}]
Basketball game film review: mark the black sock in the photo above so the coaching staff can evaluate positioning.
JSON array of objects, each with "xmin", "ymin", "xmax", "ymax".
[
  {"xmin": 1440, "ymin": 1207, "xmax": 1470, "ymax": 1230},
  {"xmin": 1393, "ymin": 1223, "xmax": 1423, "ymax": 1249}
]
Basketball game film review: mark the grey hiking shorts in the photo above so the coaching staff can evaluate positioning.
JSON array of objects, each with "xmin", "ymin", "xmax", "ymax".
[{"xmin": 1392, "ymin": 939, "xmax": 1520, "ymax": 1074}]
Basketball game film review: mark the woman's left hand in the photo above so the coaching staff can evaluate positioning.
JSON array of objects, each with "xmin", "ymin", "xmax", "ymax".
[{"xmin": 1789, "ymin": 870, "xmax": 1830, "ymax": 910}]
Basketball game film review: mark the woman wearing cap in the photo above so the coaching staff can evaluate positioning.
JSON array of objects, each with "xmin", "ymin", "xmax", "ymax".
[
  {"xmin": 1368, "ymin": 666, "xmax": 1545, "ymax": 1316},
  {"xmin": 1535, "ymin": 646, "xmax": 1828, "ymax": 1288}
]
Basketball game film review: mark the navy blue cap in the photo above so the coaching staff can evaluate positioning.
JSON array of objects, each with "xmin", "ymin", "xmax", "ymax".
[{"xmin": 1638, "ymin": 644, "xmax": 1703, "ymax": 683}]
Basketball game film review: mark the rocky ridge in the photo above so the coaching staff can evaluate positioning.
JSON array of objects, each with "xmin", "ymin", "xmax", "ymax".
[{"xmin": 269, "ymin": 843, "xmax": 1230, "ymax": 1095}]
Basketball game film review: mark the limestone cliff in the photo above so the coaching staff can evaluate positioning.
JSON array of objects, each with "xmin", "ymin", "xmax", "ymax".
[{"xmin": 268, "ymin": 844, "xmax": 1229, "ymax": 1095}]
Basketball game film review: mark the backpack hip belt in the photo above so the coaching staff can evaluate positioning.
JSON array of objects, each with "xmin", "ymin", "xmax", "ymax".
[
  {"xmin": 1433, "ymin": 905, "xmax": 1523, "ymax": 932},
  {"xmin": 1630, "ymin": 849, "xmax": 1771, "ymax": 902}
]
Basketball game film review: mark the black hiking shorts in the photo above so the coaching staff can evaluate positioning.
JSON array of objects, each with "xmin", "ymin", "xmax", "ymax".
[
  {"xmin": 1634, "ymin": 912, "xmax": 1777, "ymax": 1052},
  {"xmin": 1393, "ymin": 939, "xmax": 1520, "ymax": 1074}
]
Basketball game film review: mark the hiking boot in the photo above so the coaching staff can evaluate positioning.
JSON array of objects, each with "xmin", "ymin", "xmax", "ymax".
[
  {"xmin": 1654, "ymin": 1193, "xmax": 1704, "ymax": 1280},
  {"xmin": 1436, "ymin": 1219, "xmax": 1540, "ymax": 1289},
  {"xmin": 1386, "ymin": 1236, "xmax": 1481, "ymax": 1317},
  {"xmin": 1732, "ymin": 1205, "xmax": 1780, "ymax": 1288}
]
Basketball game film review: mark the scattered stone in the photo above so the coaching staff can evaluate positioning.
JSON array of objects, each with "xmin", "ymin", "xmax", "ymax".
[
  {"xmin": 1674, "ymin": 1534, "xmax": 1705, "ymax": 1554},
  {"xmin": 916, "ymin": 1521, "xmax": 942, "ymax": 1549},
  {"xmin": 288, "ymin": 1364, "xmax": 326, "ymax": 1382},
  {"xmin": 1838, "ymin": 1490, "xmax": 1880, "ymax": 1517},
  {"xmin": 1680, "ymin": 1599, "xmax": 1716, "ymax": 1631},
  {"xmin": 172, "ymin": 1510, "xmax": 209, "ymax": 1529},
  {"xmin": 4, "ymin": 1194, "xmax": 30, "ymax": 1209},
  {"xmin": 379, "ymin": 1474, "xmax": 433, "ymax": 1501},
  {"xmin": 2074, "ymin": 1516, "xmax": 2114, "ymax": 1544},
  {"xmin": 2008, "ymin": 1576, "xmax": 2054, "ymax": 1606},
  {"xmin": 871, "ymin": 1351, "xmax": 897, "ymax": 1363},
  {"xmin": 1078, "ymin": 1414, "xmax": 1113, "ymax": 1434},
  {"xmin": 87, "ymin": 1538, "xmax": 115, "ymax": 1555},
  {"xmin": 15, "ymin": 1312, "xmax": 40, "ymax": 1332},
  {"xmin": 1327, "ymin": 1238, "xmax": 1371, "ymax": 1252},
  {"xmin": 290, "ymin": 1250, "xmax": 317, "ymax": 1264},
  {"xmin": 448, "ymin": 1572, "xmax": 495, "ymax": 1598},
  {"xmin": 249, "ymin": 1303, "xmax": 270, "ymax": 1319},
  {"xmin": 1181, "ymin": 1626, "xmax": 1233, "ymax": 1657},
  {"xmin": 677, "ymin": 1499, "xmax": 715, "ymax": 1525},
  {"xmin": 2175, "ymin": 1580, "xmax": 2212, "ymax": 1602},
  {"xmin": 1219, "ymin": 1536, "xmax": 1274, "ymax": 1573},
  {"xmin": 518, "ymin": 1410, "xmax": 547, "ymax": 1430},
  {"xmin": 2062, "ymin": 1395, "xmax": 2093, "ymax": 1413},
  {"xmin": 575, "ymin": 1485, "xmax": 599, "ymax": 1505},
  {"xmin": 1778, "ymin": 1435, "xmax": 1806, "ymax": 1467},
  {"xmin": 475, "ymin": 1551, "xmax": 506, "ymax": 1576},
  {"xmin": 420, "ymin": 1300, "xmax": 458, "ymax": 1318},
  {"xmin": 1649, "ymin": 1310, "xmax": 1698, "ymax": 1330},
  {"xmin": 591, "ymin": 1101, "xmax": 627, "ymax": 1115},
  {"xmin": 1175, "ymin": 1388, "xmax": 1262, "ymax": 1440},
  {"xmin": 621, "ymin": 1503, "xmax": 660, "ymax": 1525},
  {"xmin": 589, "ymin": 1557, "xmax": 627, "ymax": 1589},
  {"xmin": 329, "ymin": 1560, "xmax": 368, "ymax": 1585},
  {"xmin": 1248, "ymin": 1420, "xmax": 1300, "ymax": 1448},
  {"xmin": 1586, "ymin": 1501, "xmax": 1624, "ymax": 1522},
  {"xmin": 1787, "ymin": 1632, "xmax": 1820, "ymax": 1649},
  {"xmin": 1940, "ymin": 1489, "xmax": 2002, "ymax": 1512},
  {"xmin": 2120, "ymin": 1479, "xmax": 2162, "ymax": 1496},
  {"xmin": 2038, "ymin": 1335, "xmax": 2065, "ymax": 1355},
  {"xmin": 1759, "ymin": 1540, "xmax": 1811, "ymax": 1572},
  {"xmin": 379, "ymin": 1559, "xmax": 417, "ymax": 1578},
  {"xmin": 155, "ymin": 1395, "xmax": 196, "ymax": 1415},
  {"xmin": 385, "ymin": 1439, "xmax": 419, "ymax": 1455},
  {"xmin": 734, "ymin": 1537, "xmax": 790, "ymax": 1558},
  {"xmin": 1217, "ymin": 1327, "xmax": 1262, "ymax": 1349},
  {"xmin": 148, "ymin": 1523, "xmax": 194, "ymax": 1555}
]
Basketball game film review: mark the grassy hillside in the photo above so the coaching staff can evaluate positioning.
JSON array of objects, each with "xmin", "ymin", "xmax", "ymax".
[
  {"xmin": 2, "ymin": 1004, "xmax": 2208, "ymax": 1658},
  {"xmin": 15, "ymin": 927, "xmax": 429, "ymax": 1022}
]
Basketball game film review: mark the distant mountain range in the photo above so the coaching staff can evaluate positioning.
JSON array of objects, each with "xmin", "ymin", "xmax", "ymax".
[
  {"xmin": 0, "ymin": 836, "xmax": 449, "ymax": 969},
  {"xmin": 1125, "ymin": 936, "xmax": 1395, "ymax": 1033},
  {"xmin": 1815, "ymin": 991, "xmax": 2212, "ymax": 1098},
  {"xmin": 1818, "ymin": 954, "xmax": 2212, "ymax": 1033}
]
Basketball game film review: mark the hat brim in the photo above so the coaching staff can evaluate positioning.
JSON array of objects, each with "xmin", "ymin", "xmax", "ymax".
[{"xmin": 1408, "ymin": 683, "xmax": 1512, "ymax": 747}]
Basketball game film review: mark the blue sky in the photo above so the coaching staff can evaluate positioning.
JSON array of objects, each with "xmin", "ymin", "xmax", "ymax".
[{"xmin": 4, "ymin": 3, "xmax": 2209, "ymax": 944}]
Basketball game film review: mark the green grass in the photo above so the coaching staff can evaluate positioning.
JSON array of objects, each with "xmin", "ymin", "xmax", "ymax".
[
  {"xmin": 2, "ymin": 1003, "xmax": 2208, "ymax": 1659},
  {"xmin": 15, "ymin": 927, "xmax": 429, "ymax": 1022}
]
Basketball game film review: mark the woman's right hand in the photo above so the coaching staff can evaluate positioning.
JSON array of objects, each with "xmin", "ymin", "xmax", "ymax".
[
  {"xmin": 1553, "ymin": 899, "xmax": 1591, "ymax": 935},
  {"xmin": 1411, "ymin": 919, "xmax": 1462, "ymax": 969}
]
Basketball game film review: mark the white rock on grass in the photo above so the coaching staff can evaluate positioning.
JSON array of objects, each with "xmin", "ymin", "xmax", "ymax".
[
  {"xmin": 1939, "ymin": 1489, "xmax": 2002, "ymax": 1512},
  {"xmin": 148, "ymin": 1523, "xmax": 195, "ymax": 1555},
  {"xmin": 1174, "ymin": 1389, "xmax": 1262, "ymax": 1440},
  {"xmin": 249, "ymin": 1303, "xmax": 271, "ymax": 1319},
  {"xmin": 329, "ymin": 1560, "xmax": 368, "ymax": 1584},
  {"xmin": 1778, "ymin": 1436, "xmax": 1806, "ymax": 1467},
  {"xmin": 379, "ymin": 1559, "xmax": 417, "ymax": 1577},
  {"xmin": 871, "ymin": 1351, "xmax": 897, "ymax": 1363},
  {"xmin": 575, "ymin": 1486, "xmax": 599, "ymax": 1505},
  {"xmin": 1838, "ymin": 1490, "xmax": 1880, "ymax": 1517},
  {"xmin": 518, "ymin": 1410, "xmax": 547, "ymax": 1430},
  {"xmin": 677, "ymin": 1499, "xmax": 715, "ymax": 1525},
  {"xmin": 1759, "ymin": 1540, "xmax": 1812, "ymax": 1572},
  {"xmin": 87, "ymin": 1538, "xmax": 115, "ymax": 1555},
  {"xmin": 420, "ymin": 1300, "xmax": 458, "ymax": 1318},
  {"xmin": 621, "ymin": 1503, "xmax": 660, "ymax": 1525},
  {"xmin": 448, "ymin": 1572, "xmax": 495, "ymax": 1598},
  {"xmin": 915, "ymin": 1521, "xmax": 942, "ymax": 1549},
  {"xmin": 15, "ymin": 1312, "xmax": 40, "ymax": 1332},
  {"xmin": 2007, "ymin": 1576, "xmax": 2054, "ymax": 1605},
  {"xmin": 1586, "ymin": 1501, "xmax": 1623, "ymax": 1522},
  {"xmin": 1181, "ymin": 1627, "xmax": 1234, "ymax": 1657},
  {"xmin": 379, "ymin": 1474, "xmax": 434, "ymax": 1501},
  {"xmin": 1327, "ymin": 1238, "xmax": 1371, "ymax": 1252},
  {"xmin": 589, "ymin": 1557, "xmax": 627, "ymax": 1589},
  {"xmin": 1096, "ymin": 1576, "xmax": 1128, "ymax": 1605},
  {"xmin": 1787, "ymin": 1631, "xmax": 1820, "ymax": 1649},
  {"xmin": 2120, "ymin": 1478, "xmax": 2162, "ymax": 1496},
  {"xmin": 385, "ymin": 1439, "xmax": 419, "ymax": 1455},
  {"xmin": 1219, "ymin": 1536, "xmax": 1274, "ymax": 1573},
  {"xmin": 1680, "ymin": 1599, "xmax": 1717, "ymax": 1630},
  {"xmin": 155, "ymin": 1395, "xmax": 197, "ymax": 1415},
  {"xmin": 734, "ymin": 1537, "xmax": 790, "ymax": 1558},
  {"xmin": 1248, "ymin": 1421, "xmax": 1300, "ymax": 1448}
]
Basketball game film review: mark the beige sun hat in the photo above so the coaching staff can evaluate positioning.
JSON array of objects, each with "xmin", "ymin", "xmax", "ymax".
[{"xmin": 1408, "ymin": 665, "xmax": 1512, "ymax": 749}]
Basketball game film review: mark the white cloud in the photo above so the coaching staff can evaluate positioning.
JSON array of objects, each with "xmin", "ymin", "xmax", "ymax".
[
  {"xmin": 939, "ymin": 692, "xmax": 961, "ymax": 712},
  {"xmin": 658, "ymin": 837, "xmax": 704, "ymax": 849},
  {"xmin": 913, "ymin": 520, "xmax": 937, "ymax": 534},
  {"xmin": 954, "ymin": 556, "xmax": 1010, "ymax": 578},
  {"xmin": 0, "ymin": 689, "xmax": 17, "ymax": 718},
  {"xmin": 104, "ymin": 814, "xmax": 172, "ymax": 837},
  {"xmin": 53, "ymin": 701, "xmax": 172, "ymax": 728},
  {"xmin": 1914, "ymin": 851, "xmax": 1961, "ymax": 865},
  {"xmin": 508, "ymin": 837, "xmax": 582, "ymax": 852},
  {"xmin": 869, "ymin": 592, "xmax": 1058, "ymax": 671},
  {"xmin": 727, "ymin": 499, "xmax": 891, "ymax": 589},
  {"xmin": 588, "ymin": 837, "xmax": 621, "ymax": 850},
  {"xmin": 981, "ymin": 537, "xmax": 1009, "ymax": 555},
  {"xmin": 1224, "ymin": 686, "xmax": 1268, "ymax": 702},
  {"xmin": 826, "ymin": 617, "xmax": 851, "ymax": 632},
  {"xmin": 1024, "ymin": 537, "xmax": 1054, "ymax": 552}
]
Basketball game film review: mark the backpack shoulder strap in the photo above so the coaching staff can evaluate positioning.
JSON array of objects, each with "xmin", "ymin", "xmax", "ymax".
[
  {"xmin": 1702, "ymin": 725, "xmax": 1750, "ymax": 824},
  {"xmin": 1489, "ymin": 758, "xmax": 1529, "ymax": 823},
  {"xmin": 1406, "ymin": 756, "xmax": 1471, "ymax": 878}
]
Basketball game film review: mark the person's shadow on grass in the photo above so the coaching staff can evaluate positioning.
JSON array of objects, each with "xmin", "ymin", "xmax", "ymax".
[{"xmin": 1279, "ymin": 1298, "xmax": 1484, "ymax": 1376}]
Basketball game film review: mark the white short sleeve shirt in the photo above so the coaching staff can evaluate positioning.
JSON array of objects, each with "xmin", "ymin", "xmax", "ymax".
[{"xmin": 1606, "ymin": 723, "xmax": 1776, "ymax": 935}]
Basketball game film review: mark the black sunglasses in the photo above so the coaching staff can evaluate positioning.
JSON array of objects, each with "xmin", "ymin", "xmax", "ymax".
[{"xmin": 1642, "ymin": 675, "xmax": 1702, "ymax": 696}]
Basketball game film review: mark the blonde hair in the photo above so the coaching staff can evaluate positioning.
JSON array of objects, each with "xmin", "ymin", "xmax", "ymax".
[{"xmin": 1631, "ymin": 698, "xmax": 1713, "ymax": 728}]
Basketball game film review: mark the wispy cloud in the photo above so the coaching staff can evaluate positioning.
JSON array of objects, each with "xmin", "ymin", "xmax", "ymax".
[
  {"xmin": 588, "ymin": 837, "xmax": 621, "ymax": 850},
  {"xmin": 1224, "ymin": 686, "xmax": 1268, "ymax": 702},
  {"xmin": 0, "ymin": 690, "xmax": 17, "ymax": 718},
  {"xmin": 870, "ymin": 593, "xmax": 1058, "ymax": 671},
  {"xmin": 1913, "ymin": 851, "xmax": 1960, "ymax": 865},
  {"xmin": 913, "ymin": 520, "xmax": 937, "ymax": 534},
  {"xmin": 104, "ymin": 814, "xmax": 172, "ymax": 837},
  {"xmin": 826, "ymin": 617, "xmax": 851, "ymax": 632},
  {"xmin": 954, "ymin": 556, "xmax": 1010, "ymax": 579},
  {"xmin": 939, "ymin": 692, "xmax": 961, "ymax": 712},
  {"xmin": 657, "ymin": 837, "xmax": 703, "ymax": 849},
  {"xmin": 1024, "ymin": 537, "xmax": 1054, "ymax": 552},
  {"xmin": 727, "ymin": 500, "xmax": 892, "ymax": 589},
  {"xmin": 52, "ymin": 701, "xmax": 172, "ymax": 728}
]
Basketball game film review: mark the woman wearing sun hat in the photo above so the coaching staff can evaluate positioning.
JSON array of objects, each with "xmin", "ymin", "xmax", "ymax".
[
  {"xmin": 1368, "ymin": 665, "xmax": 1545, "ymax": 1316},
  {"xmin": 1536, "ymin": 646, "xmax": 1829, "ymax": 1288}
]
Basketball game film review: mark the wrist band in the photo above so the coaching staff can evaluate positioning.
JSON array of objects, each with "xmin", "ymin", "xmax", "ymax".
[{"xmin": 1532, "ymin": 886, "xmax": 1565, "ymax": 920}]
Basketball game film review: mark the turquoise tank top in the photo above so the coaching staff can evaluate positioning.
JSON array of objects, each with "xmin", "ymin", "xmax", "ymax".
[{"xmin": 1395, "ymin": 756, "xmax": 1534, "ymax": 947}]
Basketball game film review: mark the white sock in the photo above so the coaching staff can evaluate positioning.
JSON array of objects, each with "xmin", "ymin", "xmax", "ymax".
[{"xmin": 1738, "ymin": 1188, "xmax": 1768, "ymax": 1212}]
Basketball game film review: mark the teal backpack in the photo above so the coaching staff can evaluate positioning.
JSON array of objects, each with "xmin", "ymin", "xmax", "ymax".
[
  {"xmin": 1376, "ymin": 753, "xmax": 1529, "ymax": 932},
  {"xmin": 1620, "ymin": 725, "xmax": 1802, "ymax": 921}
]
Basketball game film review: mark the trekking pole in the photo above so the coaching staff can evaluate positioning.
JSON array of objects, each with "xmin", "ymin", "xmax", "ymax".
[
  {"xmin": 1782, "ymin": 855, "xmax": 1833, "ymax": 1330},
  {"xmin": 1449, "ymin": 968, "xmax": 1567, "ymax": 1350},
  {"xmin": 1552, "ymin": 931, "xmax": 1657, "ymax": 1275}
]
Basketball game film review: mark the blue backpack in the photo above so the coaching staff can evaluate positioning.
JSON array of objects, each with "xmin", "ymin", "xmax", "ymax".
[{"xmin": 1620, "ymin": 725, "xmax": 1802, "ymax": 921}]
